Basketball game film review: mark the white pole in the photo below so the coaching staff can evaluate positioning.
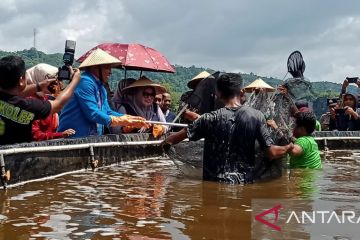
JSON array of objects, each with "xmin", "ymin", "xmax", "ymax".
[
  {"xmin": 1, "ymin": 136, "xmax": 360, "ymax": 157},
  {"xmin": 313, "ymin": 137, "xmax": 360, "ymax": 141},
  {"xmin": 0, "ymin": 140, "xmax": 163, "ymax": 156}
]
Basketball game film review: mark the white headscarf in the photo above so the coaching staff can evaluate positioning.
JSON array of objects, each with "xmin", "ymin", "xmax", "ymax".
[{"xmin": 25, "ymin": 63, "xmax": 58, "ymax": 84}]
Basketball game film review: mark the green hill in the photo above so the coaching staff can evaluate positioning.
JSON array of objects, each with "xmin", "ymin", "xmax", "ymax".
[
  {"xmin": 0, "ymin": 48, "xmax": 347, "ymax": 96},
  {"xmin": 0, "ymin": 48, "xmax": 64, "ymax": 68},
  {"xmin": 0, "ymin": 48, "xmax": 353, "ymax": 114}
]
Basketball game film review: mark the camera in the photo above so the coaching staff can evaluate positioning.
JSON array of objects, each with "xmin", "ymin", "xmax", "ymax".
[
  {"xmin": 58, "ymin": 40, "xmax": 76, "ymax": 81},
  {"xmin": 346, "ymin": 77, "xmax": 359, "ymax": 84},
  {"xmin": 327, "ymin": 98, "xmax": 338, "ymax": 106},
  {"xmin": 335, "ymin": 108, "xmax": 345, "ymax": 114}
]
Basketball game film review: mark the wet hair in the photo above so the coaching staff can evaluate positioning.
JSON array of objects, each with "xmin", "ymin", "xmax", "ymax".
[
  {"xmin": 216, "ymin": 73, "xmax": 243, "ymax": 99},
  {"xmin": 299, "ymin": 107, "xmax": 310, "ymax": 113},
  {"xmin": 295, "ymin": 112, "xmax": 316, "ymax": 134},
  {"xmin": 281, "ymin": 84, "xmax": 289, "ymax": 90},
  {"xmin": 0, "ymin": 55, "xmax": 26, "ymax": 89},
  {"xmin": 295, "ymin": 101, "xmax": 308, "ymax": 109}
]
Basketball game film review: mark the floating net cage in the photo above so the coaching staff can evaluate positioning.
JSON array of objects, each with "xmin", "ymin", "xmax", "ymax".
[{"xmin": 0, "ymin": 134, "xmax": 164, "ymax": 186}]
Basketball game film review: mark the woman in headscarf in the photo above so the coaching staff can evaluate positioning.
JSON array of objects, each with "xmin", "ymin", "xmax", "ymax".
[
  {"xmin": 112, "ymin": 76, "xmax": 167, "ymax": 137},
  {"xmin": 26, "ymin": 63, "xmax": 76, "ymax": 141},
  {"xmin": 26, "ymin": 63, "xmax": 57, "ymax": 85}
]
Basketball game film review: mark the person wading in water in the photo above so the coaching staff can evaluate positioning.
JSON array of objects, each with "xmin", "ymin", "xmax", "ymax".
[{"xmin": 162, "ymin": 73, "xmax": 294, "ymax": 184}]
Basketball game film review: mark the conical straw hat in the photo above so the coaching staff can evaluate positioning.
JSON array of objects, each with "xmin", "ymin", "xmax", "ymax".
[
  {"xmin": 122, "ymin": 76, "xmax": 166, "ymax": 95},
  {"xmin": 79, "ymin": 48, "xmax": 122, "ymax": 69},
  {"xmin": 187, "ymin": 71, "xmax": 215, "ymax": 89},
  {"xmin": 244, "ymin": 78, "xmax": 275, "ymax": 93}
]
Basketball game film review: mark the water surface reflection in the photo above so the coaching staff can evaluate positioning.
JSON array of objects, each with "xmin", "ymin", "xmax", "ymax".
[{"xmin": 0, "ymin": 151, "xmax": 359, "ymax": 239}]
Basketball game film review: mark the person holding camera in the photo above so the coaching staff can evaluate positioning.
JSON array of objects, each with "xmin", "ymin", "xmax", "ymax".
[
  {"xmin": 58, "ymin": 49, "xmax": 148, "ymax": 138},
  {"xmin": 9, "ymin": 63, "xmax": 58, "ymax": 98},
  {"xmin": 0, "ymin": 55, "xmax": 81, "ymax": 145},
  {"xmin": 339, "ymin": 77, "xmax": 360, "ymax": 107},
  {"xmin": 25, "ymin": 63, "xmax": 76, "ymax": 141},
  {"xmin": 329, "ymin": 92, "xmax": 360, "ymax": 131},
  {"xmin": 340, "ymin": 77, "xmax": 360, "ymax": 96}
]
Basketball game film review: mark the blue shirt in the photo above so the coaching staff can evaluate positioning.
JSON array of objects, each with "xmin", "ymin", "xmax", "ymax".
[
  {"xmin": 58, "ymin": 71, "xmax": 123, "ymax": 138},
  {"xmin": 164, "ymin": 109, "xmax": 176, "ymax": 122}
]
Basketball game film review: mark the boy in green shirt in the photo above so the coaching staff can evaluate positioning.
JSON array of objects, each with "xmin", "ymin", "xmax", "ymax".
[{"xmin": 288, "ymin": 112, "xmax": 322, "ymax": 169}]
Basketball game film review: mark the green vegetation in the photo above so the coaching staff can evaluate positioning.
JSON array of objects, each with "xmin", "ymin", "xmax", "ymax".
[
  {"xmin": 0, "ymin": 48, "xmax": 64, "ymax": 68},
  {"xmin": 0, "ymin": 48, "xmax": 354, "ymax": 111}
]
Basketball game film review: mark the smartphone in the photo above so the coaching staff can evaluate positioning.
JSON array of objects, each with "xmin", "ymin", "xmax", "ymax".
[
  {"xmin": 335, "ymin": 108, "xmax": 346, "ymax": 114},
  {"xmin": 346, "ymin": 77, "xmax": 359, "ymax": 84}
]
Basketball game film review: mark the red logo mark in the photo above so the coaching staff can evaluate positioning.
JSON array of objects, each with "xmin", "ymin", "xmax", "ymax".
[{"xmin": 255, "ymin": 204, "xmax": 282, "ymax": 231}]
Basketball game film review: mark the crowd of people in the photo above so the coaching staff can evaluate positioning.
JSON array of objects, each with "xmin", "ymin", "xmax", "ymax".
[
  {"xmin": 0, "ymin": 49, "xmax": 177, "ymax": 146},
  {"xmin": 0, "ymin": 48, "xmax": 354, "ymax": 184},
  {"xmin": 319, "ymin": 78, "xmax": 360, "ymax": 131}
]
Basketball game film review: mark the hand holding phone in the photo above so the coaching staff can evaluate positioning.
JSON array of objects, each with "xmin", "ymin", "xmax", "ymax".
[
  {"xmin": 346, "ymin": 77, "xmax": 359, "ymax": 84},
  {"xmin": 335, "ymin": 108, "xmax": 346, "ymax": 114}
]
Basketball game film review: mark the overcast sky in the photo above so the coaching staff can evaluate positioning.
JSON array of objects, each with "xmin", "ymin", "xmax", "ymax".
[{"xmin": 1, "ymin": 0, "xmax": 360, "ymax": 83}]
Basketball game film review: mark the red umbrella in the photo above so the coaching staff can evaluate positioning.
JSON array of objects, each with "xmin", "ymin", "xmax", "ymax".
[{"xmin": 77, "ymin": 43, "xmax": 175, "ymax": 73}]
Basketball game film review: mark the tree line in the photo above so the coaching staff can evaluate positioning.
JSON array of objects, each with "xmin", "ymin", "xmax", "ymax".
[{"xmin": 0, "ymin": 48, "xmax": 352, "ymax": 113}]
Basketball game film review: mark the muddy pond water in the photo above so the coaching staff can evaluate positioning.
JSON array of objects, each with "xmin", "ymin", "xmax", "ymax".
[{"xmin": 0, "ymin": 150, "xmax": 359, "ymax": 239}]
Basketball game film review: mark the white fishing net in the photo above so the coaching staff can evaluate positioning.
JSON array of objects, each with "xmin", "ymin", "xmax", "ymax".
[{"xmin": 245, "ymin": 90, "xmax": 295, "ymax": 144}]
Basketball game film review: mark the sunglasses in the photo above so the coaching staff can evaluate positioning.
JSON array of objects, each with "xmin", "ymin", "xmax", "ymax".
[{"xmin": 143, "ymin": 91, "xmax": 155, "ymax": 98}]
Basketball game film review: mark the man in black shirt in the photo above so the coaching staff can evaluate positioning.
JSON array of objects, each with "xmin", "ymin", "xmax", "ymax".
[
  {"xmin": 0, "ymin": 55, "xmax": 81, "ymax": 145},
  {"xmin": 163, "ymin": 73, "xmax": 293, "ymax": 183}
]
